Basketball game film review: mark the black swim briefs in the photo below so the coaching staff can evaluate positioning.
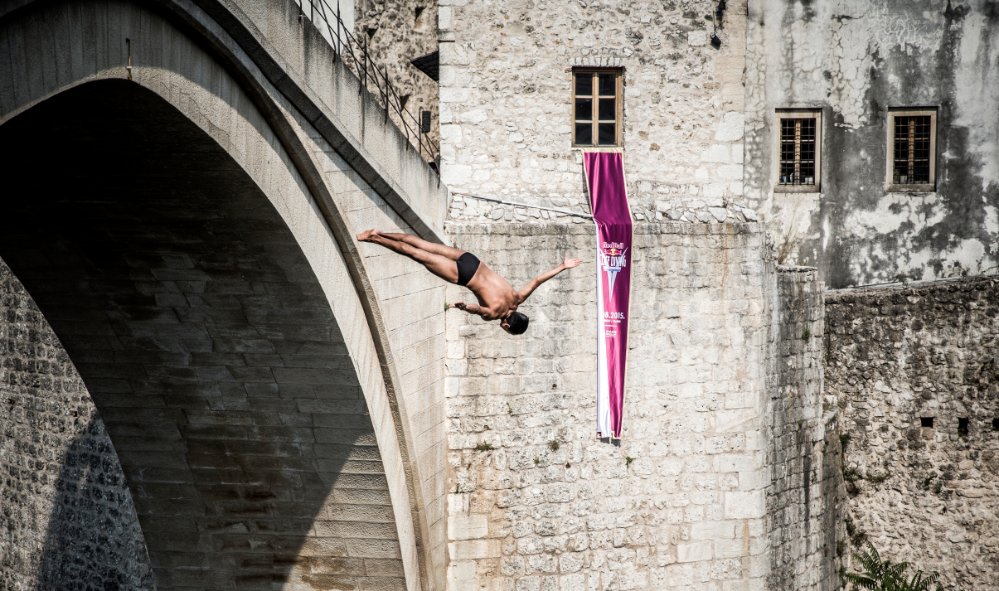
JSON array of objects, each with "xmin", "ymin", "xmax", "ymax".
[{"xmin": 456, "ymin": 252, "xmax": 480, "ymax": 286}]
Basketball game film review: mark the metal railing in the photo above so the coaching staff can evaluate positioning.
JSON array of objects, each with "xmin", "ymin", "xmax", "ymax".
[{"xmin": 293, "ymin": 0, "xmax": 440, "ymax": 168}]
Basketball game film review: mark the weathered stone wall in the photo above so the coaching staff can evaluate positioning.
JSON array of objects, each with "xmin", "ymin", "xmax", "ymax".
[
  {"xmin": 438, "ymin": 0, "xmax": 749, "ymax": 217},
  {"xmin": 0, "ymin": 260, "xmax": 154, "ymax": 590},
  {"xmin": 439, "ymin": 0, "xmax": 999, "ymax": 289},
  {"xmin": 355, "ymin": 0, "xmax": 440, "ymax": 149},
  {"xmin": 765, "ymin": 267, "xmax": 841, "ymax": 591},
  {"xmin": 744, "ymin": 0, "xmax": 999, "ymax": 288},
  {"xmin": 444, "ymin": 221, "xmax": 779, "ymax": 590},
  {"xmin": 826, "ymin": 276, "xmax": 999, "ymax": 590}
]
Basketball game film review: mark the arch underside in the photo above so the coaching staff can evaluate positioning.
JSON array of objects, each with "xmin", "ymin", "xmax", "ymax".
[{"xmin": 0, "ymin": 79, "xmax": 406, "ymax": 590}]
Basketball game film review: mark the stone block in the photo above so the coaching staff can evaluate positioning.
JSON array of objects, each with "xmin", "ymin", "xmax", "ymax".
[
  {"xmin": 688, "ymin": 31, "xmax": 707, "ymax": 47},
  {"xmin": 700, "ymin": 145, "xmax": 731, "ymax": 164},
  {"xmin": 714, "ymin": 112, "xmax": 745, "ymax": 142},
  {"xmin": 449, "ymin": 539, "xmax": 502, "ymax": 561},
  {"xmin": 676, "ymin": 541, "xmax": 713, "ymax": 563},
  {"xmin": 448, "ymin": 513, "xmax": 489, "ymax": 540},
  {"xmin": 690, "ymin": 520, "xmax": 737, "ymax": 541},
  {"xmin": 724, "ymin": 492, "xmax": 764, "ymax": 519},
  {"xmin": 713, "ymin": 538, "xmax": 747, "ymax": 559},
  {"xmin": 447, "ymin": 560, "xmax": 478, "ymax": 589}
]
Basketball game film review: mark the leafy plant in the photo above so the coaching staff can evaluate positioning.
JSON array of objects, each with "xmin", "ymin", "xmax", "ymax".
[
  {"xmin": 844, "ymin": 542, "xmax": 945, "ymax": 591},
  {"xmin": 474, "ymin": 441, "xmax": 495, "ymax": 452}
]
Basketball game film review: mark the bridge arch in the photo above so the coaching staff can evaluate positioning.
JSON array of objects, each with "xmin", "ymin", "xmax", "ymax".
[{"xmin": 0, "ymin": 1, "xmax": 440, "ymax": 589}]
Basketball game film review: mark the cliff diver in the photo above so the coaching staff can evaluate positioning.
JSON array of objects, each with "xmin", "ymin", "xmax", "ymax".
[{"xmin": 356, "ymin": 229, "xmax": 581, "ymax": 335}]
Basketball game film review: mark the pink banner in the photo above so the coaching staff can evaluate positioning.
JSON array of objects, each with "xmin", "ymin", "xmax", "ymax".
[{"xmin": 583, "ymin": 152, "xmax": 632, "ymax": 440}]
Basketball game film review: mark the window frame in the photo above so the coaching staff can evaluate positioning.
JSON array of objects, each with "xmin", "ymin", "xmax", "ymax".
[
  {"xmin": 885, "ymin": 108, "xmax": 937, "ymax": 192},
  {"xmin": 571, "ymin": 68, "xmax": 624, "ymax": 148},
  {"xmin": 773, "ymin": 108, "xmax": 822, "ymax": 193}
]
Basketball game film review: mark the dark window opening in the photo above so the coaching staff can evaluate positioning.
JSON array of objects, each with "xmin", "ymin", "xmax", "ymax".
[
  {"xmin": 958, "ymin": 418, "xmax": 969, "ymax": 436},
  {"xmin": 992, "ymin": 418, "xmax": 999, "ymax": 431},
  {"xmin": 891, "ymin": 113, "xmax": 933, "ymax": 185},
  {"xmin": 778, "ymin": 117, "xmax": 817, "ymax": 186},
  {"xmin": 920, "ymin": 417, "xmax": 934, "ymax": 428},
  {"xmin": 572, "ymin": 69, "xmax": 622, "ymax": 147},
  {"xmin": 410, "ymin": 51, "xmax": 439, "ymax": 81}
]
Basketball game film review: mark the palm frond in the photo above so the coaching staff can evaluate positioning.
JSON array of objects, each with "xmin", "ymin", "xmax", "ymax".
[{"xmin": 844, "ymin": 541, "xmax": 950, "ymax": 591}]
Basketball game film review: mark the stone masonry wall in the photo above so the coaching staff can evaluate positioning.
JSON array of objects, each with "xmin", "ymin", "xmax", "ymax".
[
  {"xmin": 355, "ymin": 0, "xmax": 440, "ymax": 149},
  {"xmin": 444, "ymin": 221, "xmax": 777, "ymax": 590},
  {"xmin": 438, "ymin": 0, "xmax": 749, "ymax": 217},
  {"xmin": 0, "ymin": 260, "xmax": 154, "ymax": 590},
  {"xmin": 826, "ymin": 277, "xmax": 999, "ymax": 590},
  {"xmin": 765, "ymin": 268, "xmax": 841, "ymax": 591},
  {"xmin": 744, "ymin": 0, "xmax": 999, "ymax": 288}
]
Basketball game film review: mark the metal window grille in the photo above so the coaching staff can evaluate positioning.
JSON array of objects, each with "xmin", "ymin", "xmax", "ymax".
[
  {"xmin": 778, "ymin": 117, "xmax": 817, "ymax": 185},
  {"xmin": 893, "ymin": 115, "xmax": 931, "ymax": 184}
]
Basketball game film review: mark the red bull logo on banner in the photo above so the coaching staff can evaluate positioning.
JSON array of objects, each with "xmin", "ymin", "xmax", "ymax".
[{"xmin": 599, "ymin": 242, "xmax": 628, "ymax": 292}]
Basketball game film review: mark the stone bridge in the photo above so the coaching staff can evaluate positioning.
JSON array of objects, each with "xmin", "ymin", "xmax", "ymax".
[{"xmin": 0, "ymin": 1, "xmax": 447, "ymax": 589}]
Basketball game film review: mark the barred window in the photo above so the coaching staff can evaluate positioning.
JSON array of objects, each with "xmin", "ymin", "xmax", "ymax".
[
  {"xmin": 572, "ymin": 69, "xmax": 622, "ymax": 147},
  {"xmin": 775, "ymin": 109, "xmax": 821, "ymax": 192},
  {"xmin": 888, "ymin": 109, "xmax": 936, "ymax": 189}
]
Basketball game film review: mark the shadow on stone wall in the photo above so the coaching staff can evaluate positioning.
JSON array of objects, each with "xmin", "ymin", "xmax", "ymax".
[
  {"xmin": 765, "ymin": 268, "xmax": 841, "ymax": 591},
  {"xmin": 37, "ymin": 412, "xmax": 154, "ymax": 590}
]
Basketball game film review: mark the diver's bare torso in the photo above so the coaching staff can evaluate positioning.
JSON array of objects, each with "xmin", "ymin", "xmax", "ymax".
[{"xmin": 464, "ymin": 262, "xmax": 521, "ymax": 321}]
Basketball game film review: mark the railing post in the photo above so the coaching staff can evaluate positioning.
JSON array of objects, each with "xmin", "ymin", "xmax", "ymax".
[
  {"xmin": 382, "ymin": 70, "xmax": 389, "ymax": 123},
  {"xmin": 418, "ymin": 113, "xmax": 426, "ymax": 160},
  {"xmin": 361, "ymin": 38, "xmax": 368, "ymax": 97},
  {"xmin": 398, "ymin": 93, "xmax": 410, "ymax": 143},
  {"xmin": 317, "ymin": 0, "xmax": 334, "ymax": 60}
]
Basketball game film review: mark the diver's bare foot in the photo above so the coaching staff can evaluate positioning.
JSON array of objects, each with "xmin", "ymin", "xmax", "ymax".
[{"xmin": 356, "ymin": 229, "xmax": 379, "ymax": 242}]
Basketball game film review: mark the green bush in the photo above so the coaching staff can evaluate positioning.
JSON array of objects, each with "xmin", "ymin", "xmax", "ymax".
[{"xmin": 845, "ymin": 542, "xmax": 946, "ymax": 591}]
